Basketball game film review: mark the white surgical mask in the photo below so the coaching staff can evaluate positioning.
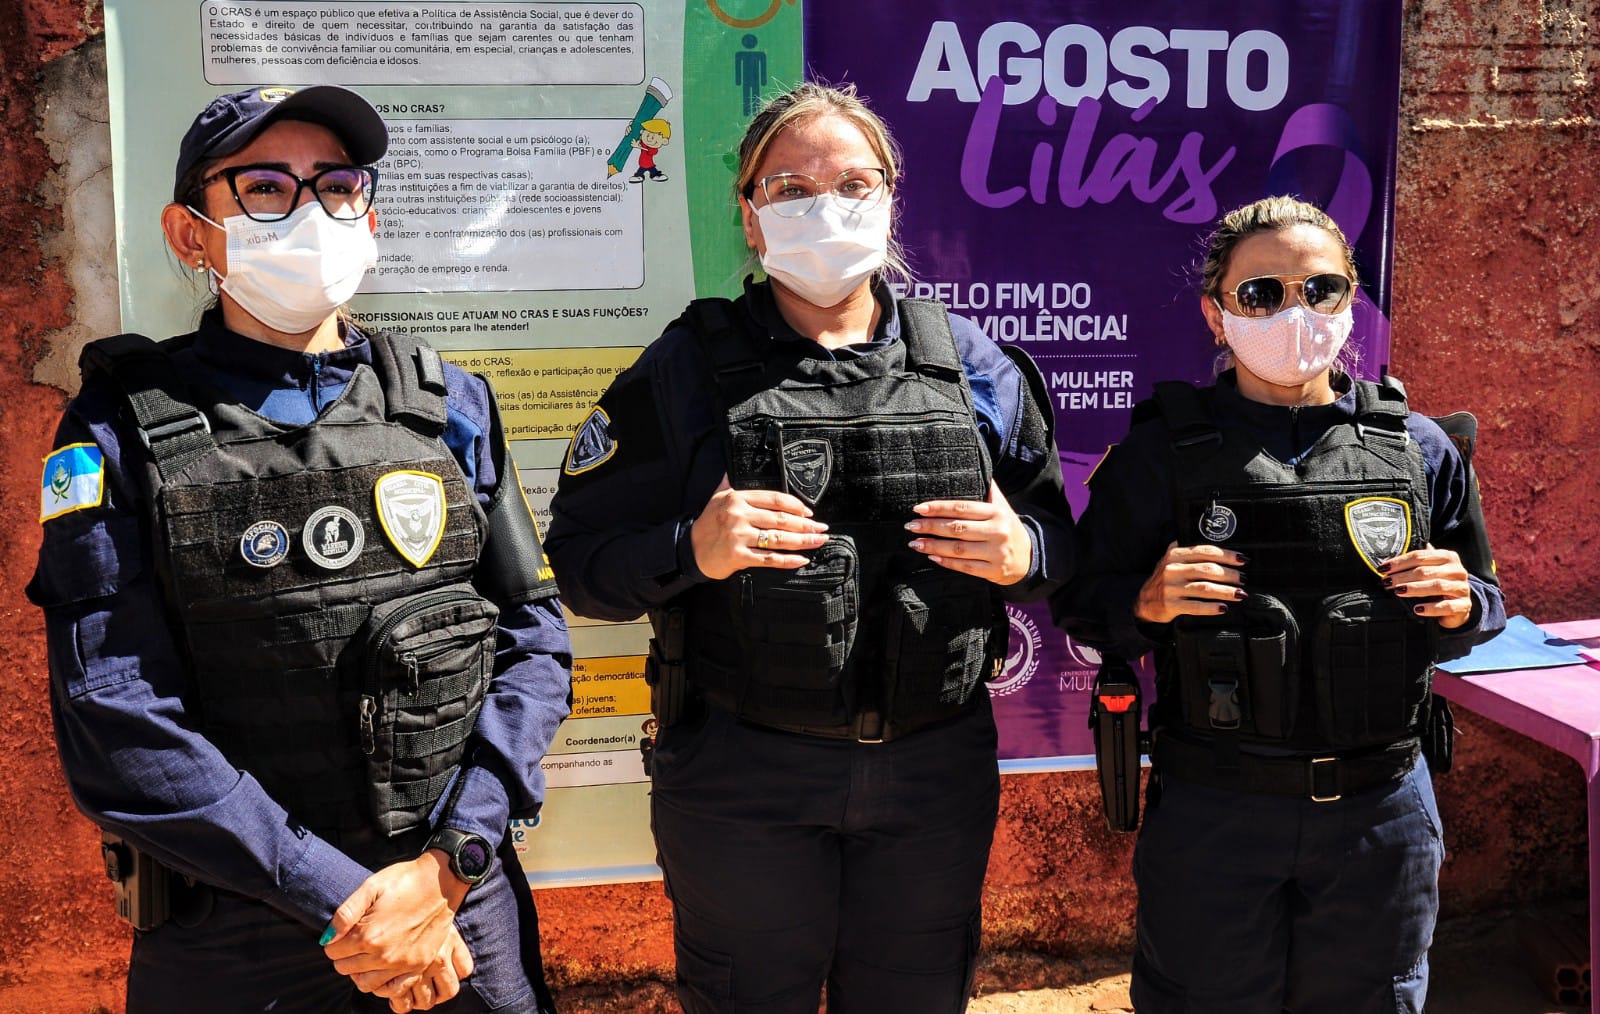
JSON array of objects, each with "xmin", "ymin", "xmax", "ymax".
[
  {"xmin": 1221, "ymin": 303, "xmax": 1353, "ymax": 387},
  {"xmin": 754, "ymin": 193, "xmax": 891, "ymax": 308},
  {"xmin": 191, "ymin": 201, "xmax": 377, "ymax": 334}
]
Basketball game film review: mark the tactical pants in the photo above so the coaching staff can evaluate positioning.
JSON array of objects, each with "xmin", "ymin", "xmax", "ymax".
[
  {"xmin": 650, "ymin": 694, "xmax": 1001, "ymax": 1014},
  {"xmin": 126, "ymin": 837, "xmax": 555, "ymax": 1013},
  {"xmin": 1131, "ymin": 756, "xmax": 1443, "ymax": 1014}
]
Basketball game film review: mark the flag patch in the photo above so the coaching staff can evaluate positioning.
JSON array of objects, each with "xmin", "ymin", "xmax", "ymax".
[{"xmin": 40, "ymin": 443, "xmax": 105, "ymax": 522}]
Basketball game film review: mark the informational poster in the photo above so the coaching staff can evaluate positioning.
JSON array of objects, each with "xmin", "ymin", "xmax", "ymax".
[
  {"xmin": 807, "ymin": 2, "xmax": 1403, "ymax": 767},
  {"xmin": 105, "ymin": 0, "xmax": 802, "ymax": 886}
]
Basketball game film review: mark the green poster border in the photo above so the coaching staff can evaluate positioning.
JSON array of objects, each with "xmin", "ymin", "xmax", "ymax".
[{"xmin": 682, "ymin": 0, "xmax": 803, "ymax": 298}]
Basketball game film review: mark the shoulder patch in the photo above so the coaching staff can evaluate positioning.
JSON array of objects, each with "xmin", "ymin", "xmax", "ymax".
[
  {"xmin": 40, "ymin": 443, "xmax": 105, "ymax": 522},
  {"xmin": 564, "ymin": 406, "xmax": 616, "ymax": 476}
]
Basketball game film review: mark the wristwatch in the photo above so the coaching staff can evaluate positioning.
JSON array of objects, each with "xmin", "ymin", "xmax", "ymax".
[{"xmin": 426, "ymin": 828, "xmax": 493, "ymax": 887}]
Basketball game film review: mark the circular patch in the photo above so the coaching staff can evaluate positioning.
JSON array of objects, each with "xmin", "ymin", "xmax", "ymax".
[
  {"xmin": 239, "ymin": 520, "xmax": 290, "ymax": 568},
  {"xmin": 303, "ymin": 506, "xmax": 365, "ymax": 570},
  {"xmin": 1198, "ymin": 504, "xmax": 1238, "ymax": 542}
]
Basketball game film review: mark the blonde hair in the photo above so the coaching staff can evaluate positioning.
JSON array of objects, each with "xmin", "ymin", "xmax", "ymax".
[
  {"xmin": 1201, "ymin": 195, "xmax": 1363, "ymax": 378},
  {"xmin": 734, "ymin": 82, "xmax": 910, "ymax": 284},
  {"xmin": 640, "ymin": 118, "xmax": 671, "ymax": 139}
]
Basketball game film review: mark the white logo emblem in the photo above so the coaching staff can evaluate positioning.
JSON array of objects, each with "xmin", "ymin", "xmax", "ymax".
[
  {"xmin": 302, "ymin": 505, "xmax": 365, "ymax": 570},
  {"xmin": 989, "ymin": 606, "xmax": 1043, "ymax": 698},
  {"xmin": 1198, "ymin": 503, "xmax": 1237, "ymax": 542},
  {"xmin": 1345, "ymin": 497, "xmax": 1413, "ymax": 574},
  {"xmin": 374, "ymin": 471, "xmax": 447, "ymax": 567}
]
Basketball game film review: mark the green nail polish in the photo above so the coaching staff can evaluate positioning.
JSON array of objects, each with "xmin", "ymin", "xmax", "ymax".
[{"xmin": 319, "ymin": 924, "xmax": 336, "ymax": 946}]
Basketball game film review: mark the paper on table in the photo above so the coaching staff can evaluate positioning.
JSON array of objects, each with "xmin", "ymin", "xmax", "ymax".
[{"xmin": 1437, "ymin": 614, "xmax": 1595, "ymax": 675}]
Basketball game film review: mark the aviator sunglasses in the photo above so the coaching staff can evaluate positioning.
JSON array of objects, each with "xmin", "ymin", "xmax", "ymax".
[{"xmin": 1221, "ymin": 272, "xmax": 1354, "ymax": 318}]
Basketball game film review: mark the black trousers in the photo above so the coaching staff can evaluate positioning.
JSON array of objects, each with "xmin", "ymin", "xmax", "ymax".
[{"xmin": 650, "ymin": 695, "xmax": 1001, "ymax": 1014}]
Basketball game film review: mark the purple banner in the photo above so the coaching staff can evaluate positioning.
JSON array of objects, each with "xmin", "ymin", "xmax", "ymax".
[{"xmin": 807, "ymin": 2, "xmax": 1403, "ymax": 764}]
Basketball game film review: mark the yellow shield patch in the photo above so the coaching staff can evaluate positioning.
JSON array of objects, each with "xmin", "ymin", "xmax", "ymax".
[
  {"xmin": 1344, "ymin": 497, "xmax": 1412, "ymax": 575},
  {"xmin": 375, "ymin": 470, "xmax": 447, "ymax": 567}
]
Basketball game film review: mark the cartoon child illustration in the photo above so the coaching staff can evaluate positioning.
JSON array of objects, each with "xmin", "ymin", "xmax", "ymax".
[{"xmin": 630, "ymin": 118, "xmax": 671, "ymax": 182}]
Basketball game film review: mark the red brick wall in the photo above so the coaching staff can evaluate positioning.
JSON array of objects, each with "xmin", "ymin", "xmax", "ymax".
[{"xmin": 1, "ymin": 2, "xmax": 1594, "ymax": 1008}]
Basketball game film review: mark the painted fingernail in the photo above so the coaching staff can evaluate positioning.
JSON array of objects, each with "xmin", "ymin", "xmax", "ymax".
[
  {"xmin": 1382, "ymin": 577, "xmax": 1393, "ymax": 588},
  {"xmin": 1233, "ymin": 588, "xmax": 1247, "ymax": 601},
  {"xmin": 1234, "ymin": 554, "xmax": 1249, "ymax": 564},
  {"xmin": 319, "ymin": 924, "xmax": 336, "ymax": 946},
  {"xmin": 904, "ymin": 521, "xmax": 921, "ymax": 532},
  {"xmin": 1413, "ymin": 604, "xmax": 1425, "ymax": 615},
  {"xmin": 909, "ymin": 539, "xmax": 924, "ymax": 551}
]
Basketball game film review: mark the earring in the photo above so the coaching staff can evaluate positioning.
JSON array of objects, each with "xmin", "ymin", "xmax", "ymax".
[{"xmin": 195, "ymin": 258, "xmax": 206, "ymax": 271}]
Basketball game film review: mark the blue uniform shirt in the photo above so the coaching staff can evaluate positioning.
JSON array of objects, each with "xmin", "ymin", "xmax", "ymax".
[
  {"xmin": 546, "ymin": 279, "xmax": 1076, "ymax": 622},
  {"xmin": 29, "ymin": 309, "xmax": 572, "ymax": 930}
]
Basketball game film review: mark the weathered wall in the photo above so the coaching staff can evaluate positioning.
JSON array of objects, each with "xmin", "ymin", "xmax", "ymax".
[{"xmin": 0, "ymin": 1, "xmax": 1595, "ymax": 1010}]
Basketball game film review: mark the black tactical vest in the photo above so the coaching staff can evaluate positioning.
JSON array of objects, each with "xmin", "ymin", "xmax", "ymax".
[
  {"xmin": 83, "ymin": 331, "xmax": 496, "ymax": 865},
  {"xmin": 666, "ymin": 298, "xmax": 1007, "ymax": 735},
  {"xmin": 1151, "ymin": 379, "xmax": 1436, "ymax": 756}
]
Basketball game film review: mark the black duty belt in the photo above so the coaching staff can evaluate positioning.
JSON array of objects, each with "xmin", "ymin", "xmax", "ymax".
[
  {"xmin": 1153, "ymin": 733, "xmax": 1420, "ymax": 802},
  {"xmin": 716, "ymin": 698, "xmax": 977, "ymax": 744}
]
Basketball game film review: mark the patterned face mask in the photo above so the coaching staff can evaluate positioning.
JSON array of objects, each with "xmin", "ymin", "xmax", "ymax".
[{"xmin": 1220, "ymin": 303, "xmax": 1353, "ymax": 387}]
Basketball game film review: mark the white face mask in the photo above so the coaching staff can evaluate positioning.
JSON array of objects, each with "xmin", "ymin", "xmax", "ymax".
[
  {"xmin": 1221, "ymin": 303, "xmax": 1353, "ymax": 387},
  {"xmin": 754, "ymin": 193, "xmax": 891, "ymax": 307},
  {"xmin": 191, "ymin": 201, "xmax": 378, "ymax": 334}
]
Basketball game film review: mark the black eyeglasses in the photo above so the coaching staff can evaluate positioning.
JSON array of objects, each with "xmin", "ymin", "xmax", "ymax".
[
  {"xmin": 200, "ymin": 163, "xmax": 378, "ymax": 222},
  {"xmin": 1222, "ymin": 272, "xmax": 1354, "ymax": 318}
]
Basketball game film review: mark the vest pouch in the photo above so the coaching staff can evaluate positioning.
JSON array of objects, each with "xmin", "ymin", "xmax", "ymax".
[
  {"xmin": 1311, "ymin": 591, "xmax": 1435, "ymax": 749},
  {"xmin": 883, "ymin": 564, "xmax": 996, "ymax": 720},
  {"xmin": 356, "ymin": 583, "xmax": 499, "ymax": 836},
  {"xmin": 737, "ymin": 534, "xmax": 859, "ymax": 694},
  {"xmin": 1172, "ymin": 594, "xmax": 1299, "ymax": 741}
]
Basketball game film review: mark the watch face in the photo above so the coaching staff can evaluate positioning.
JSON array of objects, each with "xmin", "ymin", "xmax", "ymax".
[{"xmin": 457, "ymin": 837, "xmax": 492, "ymax": 881}]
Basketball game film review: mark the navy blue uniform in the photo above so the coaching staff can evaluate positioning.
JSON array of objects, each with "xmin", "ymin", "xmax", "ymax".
[
  {"xmin": 29, "ymin": 309, "xmax": 572, "ymax": 1012},
  {"xmin": 545, "ymin": 280, "xmax": 1075, "ymax": 1013},
  {"xmin": 1054, "ymin": 371, "xmax": 1505, "ymax": 1014}
]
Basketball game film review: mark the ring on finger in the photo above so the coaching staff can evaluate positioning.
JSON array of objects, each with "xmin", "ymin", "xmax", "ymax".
[{"xmin": 756, "ymin": 530, "xmax": 770, "ymax": 550}]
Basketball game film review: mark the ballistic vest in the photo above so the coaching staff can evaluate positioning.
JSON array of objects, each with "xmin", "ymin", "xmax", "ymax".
[
  {"xmin": 1151, "ymin": 379, "xmax": 1436, "ymax": 757},
  {"xmin": 82, "ymin": 330, "xmax": 493, "ymax": 865},
  {"xmin": 669, "ymin": 298, "xmax": 1007, "ymax": 734}
]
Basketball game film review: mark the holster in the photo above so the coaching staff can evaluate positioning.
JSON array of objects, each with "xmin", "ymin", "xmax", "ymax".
[
  {"xmin": 1089, "ymin": 655, "xmax": 1146, "ymax": 832},
  {"xmin": 641, "ymin": 607, "xmax": 689, "ymax": 778},
  {"xmin": 101, "ymin": 832, "xmax": 170, "ymax": 931}
]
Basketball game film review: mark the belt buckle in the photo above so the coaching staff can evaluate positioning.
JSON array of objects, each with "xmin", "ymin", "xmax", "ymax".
[
  {"xmin": 1308, "ymin": 756, "xmax": 1341, "ymax": 802},
  {"xmin": 854, "ymin": 710, "xmax": 886, "ymax": 744}
]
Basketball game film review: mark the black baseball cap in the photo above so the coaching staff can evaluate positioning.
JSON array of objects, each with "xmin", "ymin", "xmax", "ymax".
[{"xmin": 173, "ymin": 85, "xmax": 388, "ymax": 200}]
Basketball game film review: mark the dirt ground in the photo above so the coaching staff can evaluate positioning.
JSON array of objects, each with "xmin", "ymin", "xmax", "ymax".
[{"xmin": 545, "ymin": 906, "xmax": 1588, "ymax": 1014}]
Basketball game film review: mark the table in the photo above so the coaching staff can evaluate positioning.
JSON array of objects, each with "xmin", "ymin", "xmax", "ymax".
[{"xmin": 1432, "ymin": 618, "xmax": 1600, "ymax": 980}]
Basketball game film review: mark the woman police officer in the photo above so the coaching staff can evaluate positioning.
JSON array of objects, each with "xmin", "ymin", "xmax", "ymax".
[
  {"xmin": 545, "ymin": 82, "xmax": 1075, "ymax": 1013},
  {"xmin": 1053, "ymin": 195, "xmax": 1505, "ymax": 1013},
  {"xmin": 28, "ymin": 86, "xmax": 570, "ymax": 1013}
]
